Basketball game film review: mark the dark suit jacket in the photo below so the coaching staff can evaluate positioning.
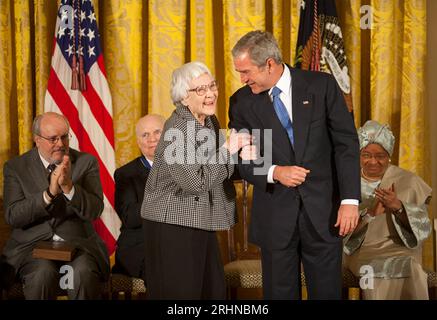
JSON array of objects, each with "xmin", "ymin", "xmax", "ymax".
[
  {"xmin": 113, "ymin": 157, "xmax": 149, "ymax": 279},
  {"xmin": 229, "ymin": 66, "xmax": 361, "ymax": 250},
  {"xmin": 2, "ymin": 148, "xmax": 109, "ymax": 280}
]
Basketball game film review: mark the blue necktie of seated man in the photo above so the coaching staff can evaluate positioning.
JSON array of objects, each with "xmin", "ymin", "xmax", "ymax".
[{"xmin": 271, "ymin": 86, "xmax": 294, "ymax": 146}]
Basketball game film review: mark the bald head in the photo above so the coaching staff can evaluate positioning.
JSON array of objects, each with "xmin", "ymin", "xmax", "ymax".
[
  {"xmin": 136, "ymin": 114, "xmax": 165, "ymax": 160},
  {"xmin": 33, "ymin": 112, "xmax": 70, "ymax": 136},
  {"xmin": 33, "ymin": 112, "xmax": 71, "ymax": 164}
]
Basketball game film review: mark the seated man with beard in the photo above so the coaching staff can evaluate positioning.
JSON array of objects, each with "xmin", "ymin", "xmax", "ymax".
[{"xmin": 1, "ymin": 112, "xmax": 109, "ymax": 299}]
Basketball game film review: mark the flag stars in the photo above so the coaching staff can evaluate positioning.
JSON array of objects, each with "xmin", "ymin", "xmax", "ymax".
[
  {"xmin": 88, "ymin": 12, "xmax": 96, "ymax": 24},
  {"xmin": 66, "ymin": 44, "xmax": 74, "ymax": 56},
  {"xmin": 88, "ymin": 46, "xmax": 96, "ymax": 57},
  {"xmin": 79, "ymin": 28, "xmax": 86, "ymax": 38},
  {"xmin": 80, "ymin": 11, "xmax": 86, "ymax": 21},
  {"xmin": 87, "ymin": 29, "xmax": 95, "ymax": 42},
  {"xmin": 58, "ymin": 26, "xmax": 66, "ymax": 38}
]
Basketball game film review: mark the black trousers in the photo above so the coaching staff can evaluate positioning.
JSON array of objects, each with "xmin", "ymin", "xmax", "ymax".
[
  {"xmin": 261, "ymin": 205, "xmax": 342, "ymax": 300},
  {"xmin": 143, "ymin": 219, "xmax": 226, "ymax": 299}
]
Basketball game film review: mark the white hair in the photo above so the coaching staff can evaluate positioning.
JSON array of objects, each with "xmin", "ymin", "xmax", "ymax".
[{"xmin": 170, "ymin": 61, "xmax": 212, "ymax": 107}]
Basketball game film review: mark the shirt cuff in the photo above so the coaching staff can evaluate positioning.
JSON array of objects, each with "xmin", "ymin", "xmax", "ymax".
[
  {"xmin": 341, "ymin": 199, "xmax": 359, "ymax": 206},
  {"xmin": 43, "ymin": 191, "xmax": 51, "ymax": 205},
  {"xmin": 63, "ymin": 185, "xmax": 75, "ymax": 201},
  {"xmin": 267, "ymin": 165, "xmax": 277, "ymax": 184}
]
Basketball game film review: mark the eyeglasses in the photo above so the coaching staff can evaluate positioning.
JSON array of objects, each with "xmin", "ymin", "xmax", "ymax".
[
  {"xmin": 188, "ymin": 81, "xmax": 218, "ymax": 96},
  {"xmin": 360, "ymin": 152, "xmax": 389, "ymax": 161},
  {"xmin": 37, "ymin": 133, "xmax": 72, "ymax": 145}
]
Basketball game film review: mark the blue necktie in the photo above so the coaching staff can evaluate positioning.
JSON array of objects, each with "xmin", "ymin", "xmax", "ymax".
[
  {"xmin": 140, "ymin": 156, "xmax": 151, "ymax": 169},
  {"xmin": 271, "ymin": 86, "xmax": 294, "ymax": 146}
]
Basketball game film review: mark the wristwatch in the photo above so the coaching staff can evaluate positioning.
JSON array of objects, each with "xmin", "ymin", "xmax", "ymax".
[
  {"xmin": 392, "ymin": 206, "xmax": 404, "ymax": 215},
  {"xmin": 46, "ymin": 187, "xmax": 57, "ymax": 200}
]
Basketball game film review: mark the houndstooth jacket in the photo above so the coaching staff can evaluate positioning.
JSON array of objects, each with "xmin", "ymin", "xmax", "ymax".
[{"xmin": 140, "ymin": 105, "xmax": 237, "ymax": 231}]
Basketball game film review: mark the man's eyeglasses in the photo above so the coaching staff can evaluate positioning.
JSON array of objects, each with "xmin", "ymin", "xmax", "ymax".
[
  {"xmin": 188, "ymin": 81, "xmax": 218, "ymax": 96},
  {"xmin": 37, "ymin": 133, "xmax": 72, "ymax": 145},
  {"xmin": 360, "ymin": 152, "xmax": 389, "ymax": 161}
]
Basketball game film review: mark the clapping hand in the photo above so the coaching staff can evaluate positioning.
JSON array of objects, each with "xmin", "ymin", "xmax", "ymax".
[
  {"xmin": 48, "ymin": 165, "xmax": 62, "ymax": 197},
  {"xmin": 57, "ymin": 155, "xmax": 73, "ymax": 194},
  {"xmin": 374, "ymin": 183, "xmax": 402, "ymax": 212}
]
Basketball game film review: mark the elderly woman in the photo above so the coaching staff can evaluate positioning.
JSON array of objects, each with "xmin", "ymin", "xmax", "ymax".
[
  {"xmin": 141, "ymin": 61, "xmax": 254, "ymax": 299},
  {"xmin": 343, "ymin": 120, "xmax": 432, "ymax": 300}
]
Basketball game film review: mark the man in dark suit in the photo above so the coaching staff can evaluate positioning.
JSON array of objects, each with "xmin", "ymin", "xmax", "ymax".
[
  {"xmin": 229, "ymin": 31, "xmax": 361, "ymax": 299},
  {"xmin": 2, "ymin": 112, "xmax": 109, "ymax": 299},
  {"xmin": 112, "ymin": 114, "xmax": 165, "ymax": 280}
]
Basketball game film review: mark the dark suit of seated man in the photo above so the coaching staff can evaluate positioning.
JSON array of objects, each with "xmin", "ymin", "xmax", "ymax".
[
  {"xmin": 1, "ymin": 112, "xmax": 109, "ymax": 299},
  {"xmin": 0, "ymin": 255, "xmax": 15, "ymax": 290},
  {"xmin": 112, "ymin": 114, "xmax": 165, "ymax": 280}
]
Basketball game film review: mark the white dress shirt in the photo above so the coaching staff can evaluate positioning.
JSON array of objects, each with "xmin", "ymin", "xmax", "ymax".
[{"xmin": 39, "ymin": 153, "xmax": 76, "ymax": 241}]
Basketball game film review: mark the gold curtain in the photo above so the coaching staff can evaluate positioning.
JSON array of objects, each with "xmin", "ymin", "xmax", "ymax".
[
  {"xmin": 336, "ymin": 0, "xmax": 363, "ymax": 126},
  {"xmin": 0, "ymin": 0, "xmax": 432, "ymax": 268},
  {"xmin": 101, "ymin": 0, "xmax": 145, "ymax": 168}
]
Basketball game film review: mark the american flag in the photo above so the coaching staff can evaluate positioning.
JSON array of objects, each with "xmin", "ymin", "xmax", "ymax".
[
  {"xmin": 44, "ymin": 0, "xmax": 121, "ymax": 255},
  {"xmin": 294, "ymin": 0, "xmax": 353, "ymax": 112}
]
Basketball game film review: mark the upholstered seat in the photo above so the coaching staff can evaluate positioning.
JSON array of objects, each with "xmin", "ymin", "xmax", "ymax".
[
  {"xmin": 427, "ymin": 270, "xmax": 437, "ymax": 287},
  {"xmin": 109, "ymin": 273, "xmax": 146, "ymax": 299},
  {"xmin": 224, "ymin": 258, "xmax": 360, "ymax": 290},
  {"xmin": 224, "ymin": 259, "xmax": 262, "ymax": 289},
  {"xmin": 224, "ymin": 259, "xmax": 437, "ymax": 300}
]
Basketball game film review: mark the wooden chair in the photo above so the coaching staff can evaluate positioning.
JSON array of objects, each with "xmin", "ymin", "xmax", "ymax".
[
  {"xmin": 427, "ymin": 270, "xmax": 437, "ymax": 299},
  {"xmin": 224, "ymin": 180, "xmax": 262, "ymax": 299}
]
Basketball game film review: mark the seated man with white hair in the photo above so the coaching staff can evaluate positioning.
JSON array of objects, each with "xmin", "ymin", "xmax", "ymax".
[{"xmin": 112, "ymin": 114, "xmax": 166, "ymax": 281}]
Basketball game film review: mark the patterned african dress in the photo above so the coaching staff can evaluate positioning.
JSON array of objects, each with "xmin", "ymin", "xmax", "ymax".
[{"xmin": 344, "ymin": 165, "xmax": 432, "ymax": 300}]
